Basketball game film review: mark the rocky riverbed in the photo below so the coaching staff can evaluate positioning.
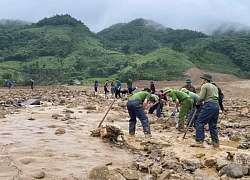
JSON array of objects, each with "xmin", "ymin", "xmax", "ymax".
[{"xmin": 0, "ymin": 85, "xmax": 249, "ymax": 180}]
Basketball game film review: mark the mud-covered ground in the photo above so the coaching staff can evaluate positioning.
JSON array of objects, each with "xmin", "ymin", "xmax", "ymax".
[{"xmin": 0, "ymin": 77, "xmax": 249, "ymax": 180}]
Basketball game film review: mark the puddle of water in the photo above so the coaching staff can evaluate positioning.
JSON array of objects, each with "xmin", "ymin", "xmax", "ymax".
[
  {"xmin": 204, "ymin": 167, "xmax": 219, "ymax": 178},
  {"xmin": 220, "ymin": 140, "xmax": 239, "ymax": 148}
]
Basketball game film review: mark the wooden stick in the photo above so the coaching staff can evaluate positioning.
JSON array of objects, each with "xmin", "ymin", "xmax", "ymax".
[{"xmin": 98, "ymin": 99, "xmax": 116, "ymax": 128}]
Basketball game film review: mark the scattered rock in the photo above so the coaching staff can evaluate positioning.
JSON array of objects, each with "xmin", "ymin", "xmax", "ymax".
[
  {"xmin": 121, "ymin": 170, "xmax": 139, "ymax": 180},
  {"xmin": 19, "ymin": 158, "xmax": 36, "ymax": 164},
  {"xmin": 65, "ymin": 113, "xmax": 71, "ymax": 119},
  {"xmin": 229, "ymin": 132, "xmax": 242, "ymax": 141},
  {"xmin": 157, "ymin": 170, "xmax": 171, "ymax": 180},
  {"xmin": 204, "ymin": 158, "xmax": 217, "ymax": 167},
  {"xmin": 65, "ymin": 109, "xmax": 74, "ymax": 113},
  {"xmin": 32, "ymin": 171, "xmax": 45, "ymax": 179},
  {"xmin": 216, "ymin": 160, "xmax": 228, "ymax": 171},
  {"xmin": 28, "ymin": 117, "xmax": 35, "ymax": 121},
  {"xmin": 150, "ymin": 165, "xmax": 162, "ymax": 174},
  {"xmin": 219, "ymin": 163, "xmax": 248, "ymax": 178},
  {"xmin": 106, "ymin": 169, "xmax": 125, "ymax": 180},
  {"xmin": 84, "ymin": 105, "xmax": 97, "ymax": 110},
  {"xmin": 234, "ymin": 152, "xmax": 250, "ymax": 166},
  {"xmin": 52, "ymin": 113, "xmax": 59, "ymax": 119},
  {"xmin": 89, "ymin": 165, "xmax": 109, "ymax": 180},
  {"xmin": 55, "ymin": 128, "xmax": 66, "ymax": 135}
]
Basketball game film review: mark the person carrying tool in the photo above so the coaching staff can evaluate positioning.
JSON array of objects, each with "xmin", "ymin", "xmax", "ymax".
[
  {"xmin": 191, "ymin": 74, "xmax": 219, "ymax": 148},
  {"xmin": 150, "ymin": 81, "xmax": 156, "ymax": 94},
  {"xmin": 163, "ymin": 88, "xmax": 192, "ymax": 131},
  {"xmin": 211, "ymin": 82, "xmax": 224, "ymax": 112},
  {"xmin": 148, "ymin": 94, "xmax": 162, "ymax": 118},
  {"xmin": 182, "ymin": 78, "xmax": 196, "ymax": 93},
  {"xmin": 126, "ymin": 88, "xmax": 152, "ymax": 137},
  {"xmin": 180, "ymin": 88, "xmax": 201, "ymax": 128}
]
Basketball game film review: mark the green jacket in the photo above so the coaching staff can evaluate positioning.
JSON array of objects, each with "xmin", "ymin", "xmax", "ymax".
[
  {"xmin": 198, "ymin": 83, "xmax": 218, "ymax": 103},
  {"xmin": 182, "ymin": 85, "xmax": 196, "ymax": 93}
]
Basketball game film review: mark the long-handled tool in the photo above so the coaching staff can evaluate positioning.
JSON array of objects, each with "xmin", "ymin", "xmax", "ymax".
[
  {"xmin": 182, "ymin": 108, "xmax": 197, "ymax": 140},
  {"xmin": 98, "ymin": 99, "xmax": 116, "ymax": 128}
]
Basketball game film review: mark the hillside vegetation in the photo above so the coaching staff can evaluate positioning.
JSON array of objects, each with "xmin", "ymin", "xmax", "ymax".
[{"xmin": 0, "ymin": 15, "xmax": 250, "ymax": 86}]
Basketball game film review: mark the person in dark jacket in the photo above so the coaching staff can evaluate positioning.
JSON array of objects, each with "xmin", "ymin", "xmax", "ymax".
[
  {"xmin": 150, "ymin": 81, "xmax": 156, "ymax": 94},
  {"xmin": 211, "ymin": 82, "xmax": 224, "ymax": 112},
  {"xmin": 182, "ymin": 78, "xmax": 196, "ymax": 93},
  {"xmin": 94, "ymin": 81, "xmax": 98, "ymax": 92}
]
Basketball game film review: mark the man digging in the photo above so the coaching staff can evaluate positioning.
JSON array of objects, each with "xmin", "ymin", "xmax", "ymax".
[
  {"xmin": 163, "ymin": 88, "xmax": 192, "ymax": 132},
  {"xmin": 191, "ymin": 74, "xmax": 220, "ymax": 148},
  {"xmin": 126, "ymin": 88, "xmax": 152, "ymax": 138}
]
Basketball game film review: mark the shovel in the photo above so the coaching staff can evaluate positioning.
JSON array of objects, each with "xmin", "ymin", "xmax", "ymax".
[
  {"xmin": 98, "ymin": 99, "xmax": 116, "ymax": 128},
  {"xmin": 182, "ymin": 108, "xmax": 197, "ymax": 140}
]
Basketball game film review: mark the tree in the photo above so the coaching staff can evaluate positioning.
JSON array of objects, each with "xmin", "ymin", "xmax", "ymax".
[
  {"xmin": 121, "ymin": 45, "xmax": 131, "ymax": 54},
  {"xmin": 172, "ymin": 40, "xmax": 185, "ymax": 52}
]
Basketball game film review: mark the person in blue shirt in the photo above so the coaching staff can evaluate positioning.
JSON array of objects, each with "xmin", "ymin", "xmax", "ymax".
[
  {"xmin": 7, "ymin": 80, "xmax": 13, "ymax": 90},
  {"xmin": 115, "ymin": 78, "xmax": 122, "ymax": 98}
]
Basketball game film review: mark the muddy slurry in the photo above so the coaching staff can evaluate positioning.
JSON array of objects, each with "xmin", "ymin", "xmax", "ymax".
[{"xmin": 0, "ymin": 81, "xmax": 249, "ymax": 180}]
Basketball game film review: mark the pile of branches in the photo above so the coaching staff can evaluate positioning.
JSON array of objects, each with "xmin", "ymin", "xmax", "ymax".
[{"xmin": 90, "ymin": 125, "xmax": 124, "ymax": 144}]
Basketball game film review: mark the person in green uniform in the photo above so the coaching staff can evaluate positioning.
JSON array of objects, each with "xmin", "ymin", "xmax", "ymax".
[
  {"xmin": 180, "ymin": 88, "xmax": 201, "ymax": 128},
  {"xmin": 127, "ymin": 88, "xmax": 152, "ymax": 137},
  {"xmin": 163, "ymin": 88, "xmax": 192, "ymax": 130},
  {"xmin": 191, "ymin": 74, "xmax": 219, "ymax": 148},
  {"xmin": 127, "ymin": 78, "xmax": 133, "ymax": 94},
  {"xmin": 182, "ymin": 78, "xmax": 196, "ymax": 93}
]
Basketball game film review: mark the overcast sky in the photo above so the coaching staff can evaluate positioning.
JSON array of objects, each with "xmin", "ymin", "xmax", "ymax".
[{"xmin": 1, "ymin": 0, "xmax": 250, "ymax": 33}]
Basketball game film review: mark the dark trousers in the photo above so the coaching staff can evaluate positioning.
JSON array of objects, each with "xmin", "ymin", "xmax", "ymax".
[
  {"xmin": 195, "ymin": 102, "xmax": 219, "ymax": 143},
  {"xmin": 187, "ymin": 104, "xmax": 203, "ymax": 128},
  {"xmin": 94, "ymin": 87, "xmax": 97, "ymax": 92},
  {"xmin": 148, "ymin": 101, "xmax": 162, "ymax": 118},
  {"xmin": 104, "ymin": 87, "xmax": 109, "ymax": 94},
  {"xmin": 127, "ymin": 100, "xmax": 151, "ymax": 135},
  {"xmin": 128, "ymin": 88, "xmax": 132, "ymax": 94},
  {"xmin": 115, "ymin": 89, "xmax": 121, "ymax": 98},
  {"xmin": 219, "ymin": 99, "xmax": 224, "ymax": 111}
]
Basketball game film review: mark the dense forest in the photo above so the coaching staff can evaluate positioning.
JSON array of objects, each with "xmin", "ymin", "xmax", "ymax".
[{"xmin": 0, "ymin": 14, "xmax": 250, "ymax": 86}]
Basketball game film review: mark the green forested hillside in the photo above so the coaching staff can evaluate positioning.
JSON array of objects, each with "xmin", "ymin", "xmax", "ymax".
[
  {"xmin": 0, "ymin": 15, "xmax": 250, "ymax": 86},
  {"xmin": 98, "ymin": 18, "xmax": 207, "ymax": 55}
]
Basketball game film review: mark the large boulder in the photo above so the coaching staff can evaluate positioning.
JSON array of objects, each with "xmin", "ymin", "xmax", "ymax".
[
  {"xmin": 218, "ymin": 163, "xmax": 248, "ymax": 178},
  {"xmin": 89, "ymin": 165, "xmax": 109, "ymax": 180}
]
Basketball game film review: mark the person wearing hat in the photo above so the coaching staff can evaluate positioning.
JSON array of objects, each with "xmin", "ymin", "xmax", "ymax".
[
  {"xmin": 182, "ymin": 78, "xmax": 196, "ymax": 93},
  {"xmin": 148, "ymin": 94, "xmax": 162, "ymax": 118},
  {"xmin": 126, "ymin": 88, "xmax": 152, "ymax": 137},
  {"xmin": 150, "ymin": 81, "xmax": 156, "ymax": 94},
  {"xmin": 191, "ymin": 74, "xmax": 219, "ymax": 148},
  {"xmin": 180, "ymin": 88, "xmax": 201, "ymax": 128},
  {"xmin": 163, "ymin": 88, "xmax": 192, "ymax": 131}
]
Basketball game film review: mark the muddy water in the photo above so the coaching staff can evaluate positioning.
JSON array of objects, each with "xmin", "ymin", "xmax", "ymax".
[{"xmin": 0, "ymin": 105, "xmax": 134, "ymax": 179}]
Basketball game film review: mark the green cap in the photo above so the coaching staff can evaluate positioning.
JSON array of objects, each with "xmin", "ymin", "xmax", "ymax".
[
  {"xmin": 180, "ymin": 88, "xmax": 188, "ymax": 93},
  {"xmin": 200, "ymin": 74, "xmax": 212, "ymax": 81},
  {"xmin": 163, "ymin": 88, "xmax": 172, "ymax": 94}
]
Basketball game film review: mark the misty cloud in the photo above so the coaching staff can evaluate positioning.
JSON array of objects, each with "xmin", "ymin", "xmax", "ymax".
[{"xmin": 0, "ymin": 0, "xmax": 250, "ymax": 33}]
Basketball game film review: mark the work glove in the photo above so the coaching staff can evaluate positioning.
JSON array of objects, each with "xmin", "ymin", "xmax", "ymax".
[{"xmin": 171, "ymin": 112, "xmax": 175, "ymax": 117}]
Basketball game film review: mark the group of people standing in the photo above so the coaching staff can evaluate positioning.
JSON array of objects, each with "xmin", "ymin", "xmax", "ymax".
[
  {"xmin": 94, "ymin": 78, "xmax": 124, "ymax": 98},
  {"xmin": 126, "ymin": 74, "xmax": 224, "ymax": 148}
]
